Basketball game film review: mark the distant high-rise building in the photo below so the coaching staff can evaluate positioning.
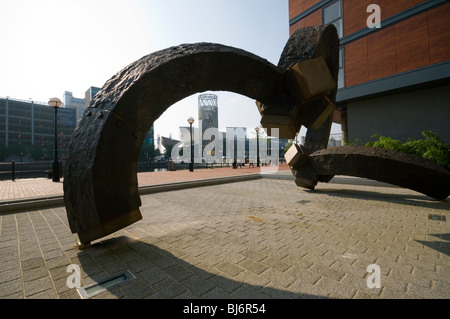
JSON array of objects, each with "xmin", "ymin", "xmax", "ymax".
[
  {"xmin": 198, "ymin": 94, "xmax": 219, "ymax": 154},
  {"xmin": 198, "ymin": 94, "xmax": 218, "ymax": 134},
  {"xmin": 84, "ymin": 86, "xmax": 101, "ymax": 108},
  {"xmin": 63, "ymin": 91, "xmax": 85, "ymax": 122}
]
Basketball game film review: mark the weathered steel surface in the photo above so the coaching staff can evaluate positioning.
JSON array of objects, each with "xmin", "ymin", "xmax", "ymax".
[
  {"xmin": 284, "ymin": 26, "xmax": 338, "ymax": 154},
  {"xmin": 289, "ymin": 145, "xmax": 450, "ymax": 200},
  {"xmin": 278, "ymin": 25, "xmax": 339, "ymax": 92},
  {"xmin": 279, "ymin": 26, "xmax": 338, "ymax": 154},
  {"xmin": 278, "ymin": 25, "xmax": 339, "ymax": 187},
  {"xmin": 256, "ymin": 25, "xmax": 339, "ymax": 139}
]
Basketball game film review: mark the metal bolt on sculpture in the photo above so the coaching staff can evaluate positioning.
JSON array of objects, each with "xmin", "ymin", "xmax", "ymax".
[{"xmin": 64, "ymin": 25, "xmax": 449, "ymax": 247}]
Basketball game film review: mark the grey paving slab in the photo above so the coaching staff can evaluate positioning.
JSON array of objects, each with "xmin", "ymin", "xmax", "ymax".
[{"xmin": 0, "ymin": 178, "xmax": 449, "ymax": 299}]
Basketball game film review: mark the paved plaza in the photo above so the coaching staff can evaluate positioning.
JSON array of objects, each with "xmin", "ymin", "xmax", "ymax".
[
  {"xmin": 0, "ymin": 167, "xmax": 449, "ymax": 299},
  {"xmin": 0, "ymin": 165, "xmax": 272, "ymax": 202}
]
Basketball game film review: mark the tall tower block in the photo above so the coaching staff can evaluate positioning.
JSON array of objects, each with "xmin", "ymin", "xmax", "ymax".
[
  {"xmin": 198, "ymin": 94, "xmax": 219, "ymax": 156},
  {"xmin": 198, "ymin": 94, "xmax": 218, "ymax": 134}
]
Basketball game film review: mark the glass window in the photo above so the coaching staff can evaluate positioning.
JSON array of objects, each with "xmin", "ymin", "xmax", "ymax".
[
  {"xmin": 324, "ymin": 1, "xmax": 341, "ymax": 24},
  {"xmin": 333, "ymin": 19, "xmax": 343, "ymax": 38},
  {"xmin": 323, "ymin": 1, "xmax": 345, "ymax": 88},
  {"xmin": 338, "ymin": 47, "xmax": 345, "ymax": 88},
  {"xmin": 323, "ymin": 0, "xmax": 343, "ymax": 39},
  {"xmin": 338, "ymin": 67, "xmax": 345, "ymax": 88}
]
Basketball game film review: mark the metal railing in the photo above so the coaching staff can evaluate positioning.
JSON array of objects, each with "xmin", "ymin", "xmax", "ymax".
[
  {"xmin": 0, "ymin": 160, "xmax": 66, "ymax": 181},
  {"xmin": 0, "ymin": 157, "xmax": 288, "ymax": 181}
]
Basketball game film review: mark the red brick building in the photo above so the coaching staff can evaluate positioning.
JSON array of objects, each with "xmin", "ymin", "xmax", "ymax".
[{"xmin": 289, "ymin": 0, "xmax": 450, "ymax": 143}]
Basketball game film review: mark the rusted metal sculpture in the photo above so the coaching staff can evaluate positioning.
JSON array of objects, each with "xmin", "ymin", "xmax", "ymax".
[
  {"xmin": 276, "ymin": 25, "xmax": 340, "ymax": 190},
  {"xmin": 64, "ymin": 25, "xmax": 339, "ymax": 245},
  {"xmin": 64, "ymin": 24, "xmax": 448, "ymax": 246}
]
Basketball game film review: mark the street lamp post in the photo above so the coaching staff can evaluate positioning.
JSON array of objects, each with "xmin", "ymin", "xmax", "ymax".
[
  {"xmin": 255, "ymin": 126, "xmax": 260, "ymax": 168},
  {"xmin": 188, "ymin": 117, "xmax": 195, "ymax": 172},
  {"xmin": 48, "ymin": 97, "xmax": 63, "ymax": 182}
]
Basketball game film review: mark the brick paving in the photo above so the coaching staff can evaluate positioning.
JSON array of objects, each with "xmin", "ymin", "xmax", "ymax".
[
  {"xmin": 0, "ymin": 164, "xmax": 288, "ymax": 201},
  {"xmin": 0, "ymin": 172, "xmax": 449, "ymax": 299}
]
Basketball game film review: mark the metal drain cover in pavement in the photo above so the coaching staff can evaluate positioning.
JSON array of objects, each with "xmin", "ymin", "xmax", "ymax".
[
  {"xmin": 77, "ymin": 270, "xmax": 136, "ymax": 299},
  {"xmin": 428, "ymin": 214, "xmax": 446, "ymax": 221}
]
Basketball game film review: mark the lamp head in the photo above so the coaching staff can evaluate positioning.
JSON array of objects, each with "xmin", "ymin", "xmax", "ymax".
[{"xmin": 48, "ymin": 97, "xmax": 63, "ymax": 108}]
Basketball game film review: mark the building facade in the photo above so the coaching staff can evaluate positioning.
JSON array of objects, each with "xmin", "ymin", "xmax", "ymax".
[
  {"xmin": 63, "ymin": 91, "xmax": 86, "ymax": 123},
  {"xmin": 289, "ymin": 0, "xmax": 450, "ymax": 144},
  {"xmin": 0, "ymin": 97, "xmax": 77, "ymax": 160},
  {"xmin": 1, "ymin": 87, "xmax": 155, "ymax": 162}
]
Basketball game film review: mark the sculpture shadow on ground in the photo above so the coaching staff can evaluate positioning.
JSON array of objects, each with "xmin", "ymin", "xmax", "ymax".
[
  {"xmin": 415, "ymin": 233, "xmax": 450, "ymax": 257},
  {"xmin": 305, "ymin": 187, "xmax": 450, "ymax": 212},
  {"xmin": 75, "ymin": 236, "xmax": 326, "ymax": 299}
]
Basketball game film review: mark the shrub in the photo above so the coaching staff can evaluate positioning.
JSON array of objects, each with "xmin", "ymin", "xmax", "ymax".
[
  {"xmin": 365, "ymin": 134, "xmax": 404, "ymax": 151},
  {"xmin": 365, "ymin": 131, "xmax": 450, "ymax": 171}
]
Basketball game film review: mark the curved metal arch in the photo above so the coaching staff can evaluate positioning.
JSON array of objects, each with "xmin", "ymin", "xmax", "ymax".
[
  {"xmin": 64, "ymin": 25, "xmax": 341, "ymax": 245},
  {"xmin": 294, "ymin": 146, "xmax": 450, "ymax": 201},
  {"xmin": 63, "ymin": 43, "xmax": 296, "ymax": 244}
]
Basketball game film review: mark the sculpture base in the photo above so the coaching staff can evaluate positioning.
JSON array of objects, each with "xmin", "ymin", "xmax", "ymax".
[{"xmin": 76, "ymin": 209, "xmax": 142, "ymax": 244}]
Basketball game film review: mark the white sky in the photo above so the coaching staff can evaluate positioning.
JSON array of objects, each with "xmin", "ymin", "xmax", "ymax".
[{"xmin": 0, "ymin": 0, "xmax": 340, "ymax": 142}]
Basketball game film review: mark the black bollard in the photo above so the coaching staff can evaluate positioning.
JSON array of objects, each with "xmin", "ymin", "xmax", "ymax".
[{"xmin": 12, "ymin": 161, "xmax": 15, "ymax": 181}]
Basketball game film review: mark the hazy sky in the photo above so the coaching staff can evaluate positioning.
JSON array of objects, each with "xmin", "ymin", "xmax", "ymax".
[{"xmin": 0, "ymin": 0, "xmax": 340, "ymax": 141}]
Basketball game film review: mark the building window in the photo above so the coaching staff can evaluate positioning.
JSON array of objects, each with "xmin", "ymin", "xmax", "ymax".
[
  {"xmin": 323, "ymin": 0, "xmax": 344, "ymax": 89},
  {"xmin": 323, "ymin": 0, "xmax": 343, "ymax": 37}
]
